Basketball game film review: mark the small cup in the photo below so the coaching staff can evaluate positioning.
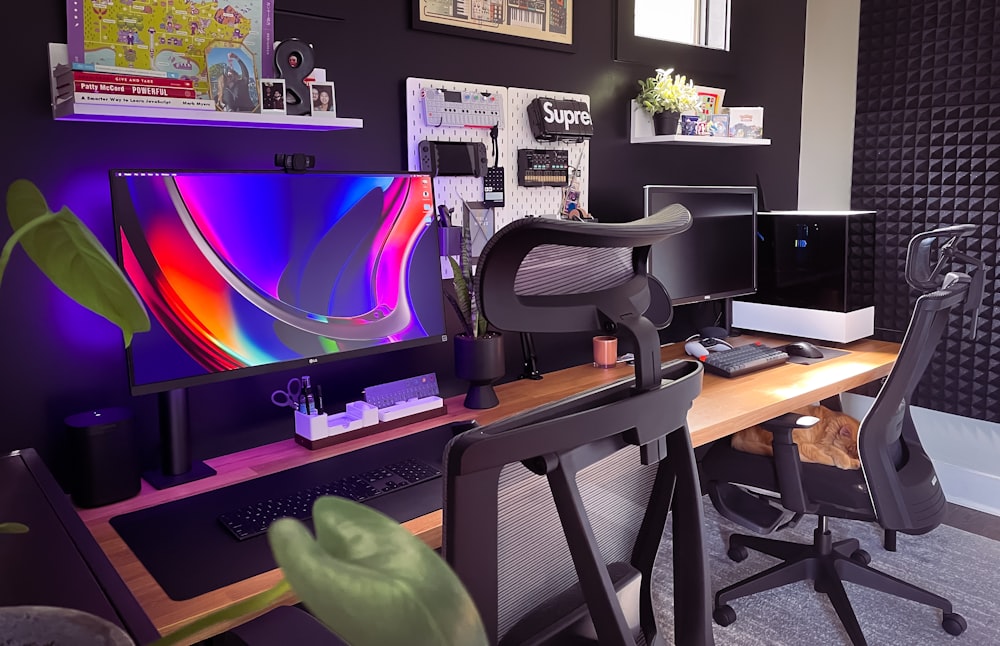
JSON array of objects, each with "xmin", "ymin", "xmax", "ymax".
[{"xmin": 593, "ymin": 335, "xmax": 618, "ymax": 368}]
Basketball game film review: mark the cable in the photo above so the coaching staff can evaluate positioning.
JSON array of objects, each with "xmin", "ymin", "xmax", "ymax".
[{"xmin": 489, "ymin": 124, "xmax": 499, "ymax": 167}]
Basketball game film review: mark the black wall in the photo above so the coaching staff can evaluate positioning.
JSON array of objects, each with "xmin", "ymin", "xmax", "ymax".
[
  {"xmin": 0, "ymin": 1, "xmax": 807, "ymax": 482},
  {"xmin": 854, "ymin": 0, "xmax": 1000, "ymax": 421}
]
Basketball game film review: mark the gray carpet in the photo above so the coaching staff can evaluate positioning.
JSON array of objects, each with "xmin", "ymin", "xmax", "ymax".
[{"xmin": 652, "ymin": 504, "xmax": 1000, "ymax": 645}]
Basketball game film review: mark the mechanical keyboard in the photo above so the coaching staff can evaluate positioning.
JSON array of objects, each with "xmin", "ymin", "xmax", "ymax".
[
  {"xmin": 218, "ymin": 457, "xmax": 442, "ymax": 541},
  {"xmin": 700, "ymin": 342, "xmax": 789, "ymax": 378}
]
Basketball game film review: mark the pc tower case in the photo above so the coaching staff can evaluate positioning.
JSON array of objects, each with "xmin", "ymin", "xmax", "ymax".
[{"xmin": 733, "ymin": 210, "xmax": 876, "ymax": 343}]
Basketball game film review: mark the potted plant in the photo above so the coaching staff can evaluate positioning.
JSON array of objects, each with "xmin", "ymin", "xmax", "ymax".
[
  {"xmin": 2, "ymin": 178, "xmax": 150, "ymax": 644},
  {"xmin": 635, "ymin": 67, "xmax": 700, "ymax": 135},
  {"xmin": 443, "ymin": 208, "xmax": 504, "ymax": 409}
]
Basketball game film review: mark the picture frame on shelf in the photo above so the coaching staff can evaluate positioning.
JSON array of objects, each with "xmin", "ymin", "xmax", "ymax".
[
  {"xmin": 412, "ymin": 0, "xmax": 574, "ymax": 52},
  {"xmin": 260, "ymin": 78, "xmax": 286, "ymax": 114},
  {"xmin": 693, "ymin": 85, "xmax": 725, "ymax": 116},
  {"xmin": 308, "ymin": 81, "xmax": 336, "ymax": 116}
]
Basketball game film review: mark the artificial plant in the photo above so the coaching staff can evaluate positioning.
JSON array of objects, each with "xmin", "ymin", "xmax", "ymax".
[
  {"xmin": 635, "ymin": 67, "xmax": 700, "ymax": 116},
  {"xmin": 445, "ymin": 203, "xmax": 488, "ymax": 337}
]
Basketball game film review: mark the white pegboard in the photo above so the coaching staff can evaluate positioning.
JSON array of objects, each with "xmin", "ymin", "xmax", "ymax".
[
  {"xmin": 504, "ymin": 87, "xmax": 590, "ymax": 226},
  {"xmin": 405, "ymin": 79, "xmax": 591, "ymax": 233},
  {"xmin": 405, "ymin": 77, "xmax": 507, "ymax": 227}
]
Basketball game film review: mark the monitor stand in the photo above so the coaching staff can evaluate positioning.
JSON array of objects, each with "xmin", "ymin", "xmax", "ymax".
[{"xmin": 142, "ymin": 388, "xmax": 216, "ymax": 490}]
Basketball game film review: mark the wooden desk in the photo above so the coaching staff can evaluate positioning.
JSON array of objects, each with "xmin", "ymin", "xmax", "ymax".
[{"xmin": 77, "ymin": 335, "xmax": 897, "ymax": 642}]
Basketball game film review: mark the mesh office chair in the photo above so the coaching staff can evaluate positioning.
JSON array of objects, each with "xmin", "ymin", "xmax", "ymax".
[
  {"xmin": 442, "ymin": 207, "xmax": 716, "ymax": 645},
  {"xmin": 699, "ymin": 224, "xmax": 985, "ymax": 645}
]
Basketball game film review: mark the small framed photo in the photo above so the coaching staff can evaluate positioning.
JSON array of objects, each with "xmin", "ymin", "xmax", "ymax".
[
  {"xmin": 260, "ymin": 78, "xmax": 286, "ymax": 114},
  {"xmin": 308, "ymin": 81, "xmax": 337, "ymax": 116}
]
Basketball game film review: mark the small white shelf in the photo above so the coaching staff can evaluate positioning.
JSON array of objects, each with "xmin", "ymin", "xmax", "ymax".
[
  {"xmin": 630, "ymin": 133, "xmax": 770, "ymax": 146},
  {"xmin": 52, "ymin": 100, "xmax": 363, "ymax": 130},
  {"xmin": 47, "ymin": 43, "xmax": 362, "ymax": 131},
  {"xmin": 629, "ymin": 100, "xmax": 770, "ymax": 146}
]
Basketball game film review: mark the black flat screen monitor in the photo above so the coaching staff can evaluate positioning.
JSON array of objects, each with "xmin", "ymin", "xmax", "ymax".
[
  {"xmin": 111, "ymin": 170, "xmax": 447, "ymax": 396},
  {"xmin": 644, "ymin": 185, "xmax": 757, "ymax": 306}
]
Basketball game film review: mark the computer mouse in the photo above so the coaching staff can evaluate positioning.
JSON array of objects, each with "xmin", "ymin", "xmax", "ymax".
[{"xmin": 784, "ymin": 341, "xmax": 824, "ymax": 359}]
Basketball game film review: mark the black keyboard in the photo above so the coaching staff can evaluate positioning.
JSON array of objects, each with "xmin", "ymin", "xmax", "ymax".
[
  {"xmin": 218, "ymin": 457, "xmax": 442, "ymax": 541},
  {"xmin": 701, "ymin": 342, "xmax": 789, "ymax": 378}
]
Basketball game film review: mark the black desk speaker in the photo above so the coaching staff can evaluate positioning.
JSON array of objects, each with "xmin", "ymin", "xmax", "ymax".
[{"xmin": 64, "ymin": 408, "xmax": 140, "ymax": 508}]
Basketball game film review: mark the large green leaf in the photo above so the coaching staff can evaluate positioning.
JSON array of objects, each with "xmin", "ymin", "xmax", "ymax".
[
  {"xmin": 3, "ymin": 179, "xmax": 149, "ymax": 346},
  {"xmin": 268, "ymin": 496, "xmax": 488, "ymax": 646}
]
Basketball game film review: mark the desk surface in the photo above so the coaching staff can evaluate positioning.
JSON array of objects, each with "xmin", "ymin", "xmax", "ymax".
[{"xmin": 77, "ymin": 334, "xmax": 898, "ymax": 642}]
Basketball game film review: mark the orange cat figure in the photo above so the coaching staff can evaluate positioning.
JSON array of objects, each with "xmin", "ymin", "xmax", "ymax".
[{"xmin": 731, "ymin": 405, "xmax": 861, "ymax": 470}]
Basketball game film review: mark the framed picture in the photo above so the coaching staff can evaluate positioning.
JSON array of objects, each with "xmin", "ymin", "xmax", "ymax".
[
  {"xmin": 260, "ymin": 78, "xmax": 286, "ymax": 114},
  {"xmin": 308, "ymin": 82, "xmax": 337, "ymax": 116},
  {"xmin": 694, "ymin": 85, "xmax": 726, "ymax": 115},
  {"xmin": 413, "ymin": 0, "xmax": 573, "ymax": 52}
]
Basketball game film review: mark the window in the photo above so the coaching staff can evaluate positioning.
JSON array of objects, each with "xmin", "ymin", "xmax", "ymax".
[
  {"xmin": 615, "ymin": 0, "xmax": 731, "ymax": 67},
  {"xmin": 633, "ymin": 0, "xmax": 730, "ymax": 50}
]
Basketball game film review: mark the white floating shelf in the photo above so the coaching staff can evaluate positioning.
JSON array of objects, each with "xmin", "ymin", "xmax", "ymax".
[
  {"xmin": 630, "ymin": 133, "xmax": 771, "ymax": 146},
  {"xmin": 629, "ymin": 100, "xmax": 769, "ymax": 146},
  {"xmin": 52, "ymin": 100, "xmax": 363, "ymax": 131},
  {"xmin": 47, "ymin": 43, "xmax": 362, "ymax": 131}
]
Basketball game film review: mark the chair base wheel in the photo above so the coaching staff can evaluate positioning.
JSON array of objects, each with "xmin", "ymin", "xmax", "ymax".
[
  {"xmin": 942, "ymin": 612, "xmax": 967, "ymax": 636},
  {"xmin": 727, "ymin": 545, "xmax": 749, "ymax": 562},
  {"xmin": 713, "ymin": 604, "xmax": 736, "ymax": 627},
  {"xmin": 850, "ymin": 548, "xmax": 871, "ymax": 565}
]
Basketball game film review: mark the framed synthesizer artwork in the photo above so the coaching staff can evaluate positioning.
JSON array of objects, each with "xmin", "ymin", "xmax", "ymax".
[{"xmin": 413, "ymin": 0, "xmax": 574, "ymax": 52}]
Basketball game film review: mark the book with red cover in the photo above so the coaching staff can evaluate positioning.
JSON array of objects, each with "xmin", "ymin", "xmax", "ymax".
[{"xmin": 69, "ymin": 80, "xmax": 198, "ymax": 99}]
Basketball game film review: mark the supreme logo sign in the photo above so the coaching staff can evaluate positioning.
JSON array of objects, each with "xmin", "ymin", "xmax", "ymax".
[{"xmin": 527, "ymin": 97, "xmax": 594, "ymax": 142}]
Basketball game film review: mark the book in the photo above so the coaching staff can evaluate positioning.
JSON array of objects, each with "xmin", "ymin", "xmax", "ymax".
[
  {"xmin": 56, "ymin": 70, "xmax": 193, "ymax": 90},
  {"xmin": 64, "ymin": 81, "xmax": 198, "ymax": 100},
  {"xmin": 65, "ymin": 61, "xmax": 177, "ymax": 78},
  {"xmin": 57, "ymin": 92, "xmax": 215, "ymax": 111},
  {"xmin": 66, "ymin": 0, "xmax": 275, "ymax": 100}
]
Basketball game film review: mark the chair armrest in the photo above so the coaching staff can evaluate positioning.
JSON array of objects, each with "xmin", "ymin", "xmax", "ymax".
[{"xmin": 760, "ymin": 413, "xmax": 819, "ymax": 514}]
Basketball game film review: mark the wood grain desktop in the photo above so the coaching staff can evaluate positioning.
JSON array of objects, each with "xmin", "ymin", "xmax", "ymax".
[{"xmin": 76, "ymin": 335, "xmax": 898, "ymax": 643}]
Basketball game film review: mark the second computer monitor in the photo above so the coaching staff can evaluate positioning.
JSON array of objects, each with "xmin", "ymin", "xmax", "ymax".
[{"xmin": 644, "ymin": 185, "xmax": 757, "ymax": 306}]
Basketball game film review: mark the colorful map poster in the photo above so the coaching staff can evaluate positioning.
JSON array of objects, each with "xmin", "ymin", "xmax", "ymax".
[{"xmin": 66, "ymin": 0, "xmax": 274, "ymax": 100}]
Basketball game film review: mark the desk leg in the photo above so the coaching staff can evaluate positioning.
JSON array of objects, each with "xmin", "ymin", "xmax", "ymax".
[{"xmin": 666, "ymin": 427, "xmax": 715, "ymax": 645}]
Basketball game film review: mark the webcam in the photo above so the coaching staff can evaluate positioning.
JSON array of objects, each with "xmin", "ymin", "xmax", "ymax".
[{"xmin": 275, "ymin": 153, "xmax": 315, "ymax": 173}]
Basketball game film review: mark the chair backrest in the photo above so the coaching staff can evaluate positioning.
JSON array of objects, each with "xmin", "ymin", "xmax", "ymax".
[
  {"xmin": 442, "ymin": 209, "xmax": 709, "ymax": 645},
  {"xmin": 859, "ymin": 224, "xmax": 985, "ymax": 534}
]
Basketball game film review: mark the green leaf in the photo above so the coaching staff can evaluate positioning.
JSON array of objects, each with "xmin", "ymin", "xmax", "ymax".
[
  {"xmin": 268, "ymin": 497, "xmax": 488, "ymax": 646},
  {"xmin": 449, "ymin": 256, "xmax": 472, "ymax": 330},
  {"xmin": 0, "ymin": 522, "xmax": 29, "ymax": 534},
  {"xmin": 4, "ymin": 179, "xmax": 150, "ymax": 346}
]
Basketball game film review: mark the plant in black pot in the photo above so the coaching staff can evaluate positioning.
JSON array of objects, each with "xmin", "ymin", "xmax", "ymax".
[
  {"xmin": 446, "ymin": 253, "xmax": 504, "ymax": 410},
  {"xmin": 636, "ymin": 67, "xmax": 699, "ymax": 135}
]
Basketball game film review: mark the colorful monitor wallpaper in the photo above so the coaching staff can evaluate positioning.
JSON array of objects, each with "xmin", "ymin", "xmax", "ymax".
[{"xmin": 111, "ymin": 171, "xmax": 446, "ymax": 394}]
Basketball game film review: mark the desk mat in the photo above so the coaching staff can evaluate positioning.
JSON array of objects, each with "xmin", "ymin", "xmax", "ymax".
[
  {"xmin": 111, "ymin": 423, "xmax": 462, "ymax": 601},
  {"xmin": 783, "ymin": 344, "xmax": 849, "ymax": 366}
]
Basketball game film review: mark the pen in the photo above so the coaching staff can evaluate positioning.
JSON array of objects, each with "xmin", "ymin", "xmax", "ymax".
[{"xmin": 316, "ymin": 384, "xmax": 324, "ymax": 414}]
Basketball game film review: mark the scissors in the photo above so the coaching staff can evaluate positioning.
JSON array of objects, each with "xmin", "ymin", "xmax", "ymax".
[{"xmin": 271, "ymin": 377, "xmax": 302, "ymax": 409}]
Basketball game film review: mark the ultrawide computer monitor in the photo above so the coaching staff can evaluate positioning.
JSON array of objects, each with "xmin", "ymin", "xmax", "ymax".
[
  {"xmin": 111, "ymin": 170, "xmax": 448, "ymax": 396},
  {"xmin": 644, "ymin": 185, "xmax": 757, "ymax": 306}
]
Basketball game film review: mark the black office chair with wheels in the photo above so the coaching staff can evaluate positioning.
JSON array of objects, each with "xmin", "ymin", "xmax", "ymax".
[
  {"xmin": 442, "ymin": 206, "xmax": 716, "ymax": 645},
  {"xmin": 699, "ymin": 224, "xmax": 985, "ymax": 645}
]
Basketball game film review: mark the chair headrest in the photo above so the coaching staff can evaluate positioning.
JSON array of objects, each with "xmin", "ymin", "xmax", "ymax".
[
  {"xmin": 905, "ymin": 223, "xmax": 985, "ymax": 337},
  {"xmin": 476, "ymin": 205, "xmax": 691, "ymax": 335},
  {"xmin": 476, "ymin": 205, "xmax": 691, "ymax": 390}
]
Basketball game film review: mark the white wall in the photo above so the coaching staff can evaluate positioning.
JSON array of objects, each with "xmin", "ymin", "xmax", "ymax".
[
  {"xmin": 797, "ymin": 0, "xmax": 861, "ymax": 209},
  {"xmin": 843, "ymin": 394, "xmax": 1000, "ymax": 517}
]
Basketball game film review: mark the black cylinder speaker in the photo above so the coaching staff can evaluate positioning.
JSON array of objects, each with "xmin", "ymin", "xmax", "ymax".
[{"xmin": 64, "ymin": 407, "xmax": 141, "ymax": 508}]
